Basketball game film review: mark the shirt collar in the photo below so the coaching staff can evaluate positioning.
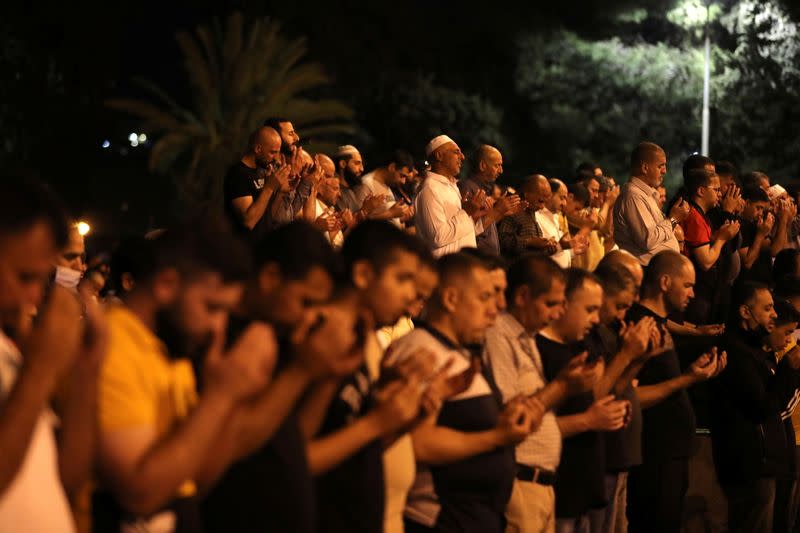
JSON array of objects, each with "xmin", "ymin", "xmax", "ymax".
[
  {"xmin": 630, "ymin": 177, "xmax": 660, "ymax": 200},
  {"xmin": 427, "ymin": 171, "xmax": 458, "ymax": 188},
  {"xmin": 418, "ymin": 321, "xmax": 462, "ymax": 351}
]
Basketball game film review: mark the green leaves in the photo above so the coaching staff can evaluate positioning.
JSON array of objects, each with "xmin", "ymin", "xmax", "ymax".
[{"xmin": 106, "ymin": 12, "xmax": 353, "ymax": 210}]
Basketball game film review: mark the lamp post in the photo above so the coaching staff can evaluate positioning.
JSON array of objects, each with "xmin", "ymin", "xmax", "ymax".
[{"xmin": 701, "ymin": 1, "xmax": 711, "ymax": 156}]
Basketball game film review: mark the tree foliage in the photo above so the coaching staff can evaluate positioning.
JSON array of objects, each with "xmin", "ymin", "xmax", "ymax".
[
  {"xmin": 107, "ymin": 12, "xmax": 354, "ymax": 211},
  {"xmin": 515, "ymin": 30, "xmax": 703, "ymax": 186}
]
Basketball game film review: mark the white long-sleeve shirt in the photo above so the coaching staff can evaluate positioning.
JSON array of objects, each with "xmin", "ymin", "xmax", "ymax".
[
  {"xmin": 414, "ymin": 172, "xmax": 483, "ymax": 257},
  {"xmin": 536, "ymin": 208, "xmax": 572, "ymax": 268}
]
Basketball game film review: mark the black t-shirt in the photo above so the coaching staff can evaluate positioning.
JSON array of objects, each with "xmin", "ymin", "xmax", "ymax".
[
  {"xmin": 417, "ymin": 325, "xmax": 516, "ymax": 533},
  {"xmin": 538, "ymin": 334, "xmax": 606, "ymax": 518},
  {"xmin": 625, "ymin": 303, "xmax": 696, "ymax": 462},
  {"xmin": 223, "ymin": 161, "xmax": 270, "ymax": 239},
  {"xmin": 199, "ymin": 315, "xmax": 315, "ymax": 533},
  {"xmin": 738, "ymin": 219, "xmax": 773, "ymax": 284},
  {"xmin": 586, "ymin": 324, "xmax": 643, "ymax": 472},
  {"xmin": 201, "ymin": 414, "xmax": 314, "ymax": 533},
  {"xmin": 315, "ymin": 365, "xmax": 384, "ymax": 533}
]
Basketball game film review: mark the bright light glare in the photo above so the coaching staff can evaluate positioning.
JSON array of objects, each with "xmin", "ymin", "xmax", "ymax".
[
  {"xmin": 101, "ymin": 140, "xmax": 111, "ymax": 149},
  {"xmin": 76, "ymin": 221, "xmax": 91, "ymax": 236},
  {"xmin": 130, "ymin": 139, "xmax": 139, "ymax": 147},
  {"xmin": 128, "ymin": 133, "xmax": 137, "ymax": 142},
  {"xmin": 138, "ymin": 133, "xmax": 147, "ymax": 143}
]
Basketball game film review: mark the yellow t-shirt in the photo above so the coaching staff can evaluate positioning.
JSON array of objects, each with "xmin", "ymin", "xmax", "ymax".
[
  {"xmin": 776, "ymin": 340, "xmax": 800, "ymax": 445},
  {"xmin": 98, "ymin": 305, "xmax": 198, "ymax": 497}
]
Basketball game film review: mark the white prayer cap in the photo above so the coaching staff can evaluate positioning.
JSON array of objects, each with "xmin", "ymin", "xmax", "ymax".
[
  {"xmin": 768, "ymin": 184, "xmax": 787, "ymax": 201},
  {"xmin": 335, "ymin": 144, "xmax": 360, "ymax": 157},
  {"xmin": 425, "ymin": 135, "xmax": 456, "ymax": 157}
]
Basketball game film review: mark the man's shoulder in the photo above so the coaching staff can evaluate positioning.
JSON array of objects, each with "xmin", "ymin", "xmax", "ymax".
[{"xmin": 225, "ymin": 161, "xmax": 255, "ymax": 179}]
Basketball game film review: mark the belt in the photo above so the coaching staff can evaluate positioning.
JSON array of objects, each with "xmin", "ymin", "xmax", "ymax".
[{"xmin": 515, "ymin": 464, "xmax": 557, "ymax": 486}]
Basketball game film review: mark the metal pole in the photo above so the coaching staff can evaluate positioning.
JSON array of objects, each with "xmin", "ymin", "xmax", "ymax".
[{"xmin": 702, "ymin": 3, "xmax": 711, "ymax": 156}]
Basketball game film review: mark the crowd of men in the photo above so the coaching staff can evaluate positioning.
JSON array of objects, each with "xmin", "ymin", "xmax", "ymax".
[{"xmin": 3, "ymin": 118, "xmax": 800, "ymax": 533}]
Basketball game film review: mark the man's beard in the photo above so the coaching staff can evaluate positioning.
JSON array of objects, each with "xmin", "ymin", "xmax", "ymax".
[
  {"xmin": 155, "ymin": 307, "xmax": 212, "ymax": 361},
  {"xmin": 343, "ymin": 166, "xmax": 362, "ymax": 187},
  {"xmin": 281, "ymin": 141, "xmax": 295, "ymax": 157}
]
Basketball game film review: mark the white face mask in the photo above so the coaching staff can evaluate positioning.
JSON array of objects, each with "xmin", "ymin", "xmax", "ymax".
[{"xmin": 54, "ymin": 265, "xmax": 82, "ymax": 290}]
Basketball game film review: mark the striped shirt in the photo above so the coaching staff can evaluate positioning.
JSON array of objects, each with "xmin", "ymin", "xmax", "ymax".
[{"xmin": 484, "ymin": 313, "xmax": 562, "ymax": 471}]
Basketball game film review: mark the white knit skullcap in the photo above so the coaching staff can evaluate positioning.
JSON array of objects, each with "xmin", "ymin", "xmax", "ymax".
[
  {"xmin": 425, "ymin": 135, "xmax": 456, "ymax": 157},
  {"xmin": 768, "ymin": 184, "xmax": 787, "ymax": 201},
  {"xmin": 335, "ymin": 145, "xmax": 360, "ymax": 157}
]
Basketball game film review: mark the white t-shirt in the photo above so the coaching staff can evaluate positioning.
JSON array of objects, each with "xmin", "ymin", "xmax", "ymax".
[
  {"xmin": 536, "ymin": 208, "xmax": 571, "ymax": 269},
  {"xmin": 355, "ymin": 172, "xmax": 401, "ymax": 227},
  {"xmin": 313, "ymin": 198, "xmax": 344, "ymax": 249},
  {"xmin": 414, "ymin": 172, "xmax": 483, "ymax": 258},
  {"xmin": 0, "ymin": 331, "xmax": 75, "ymax": 533}
]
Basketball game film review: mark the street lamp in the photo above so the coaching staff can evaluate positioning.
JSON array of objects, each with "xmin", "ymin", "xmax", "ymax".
[
  {"xmin": 701, "ymin": 1, "xmax": 711, "ymax": 156},
  {"xmin": 76, "ymin": 221, "xmax": 91, "ymax": 237}
]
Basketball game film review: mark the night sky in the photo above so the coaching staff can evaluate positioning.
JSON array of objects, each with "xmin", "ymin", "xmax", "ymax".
[{"xmin": 1, "ymin": 0, "xmax": 788, "ymax": 246}]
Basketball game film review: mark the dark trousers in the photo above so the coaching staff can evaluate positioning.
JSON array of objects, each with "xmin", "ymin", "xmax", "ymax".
[
  {"xmin": 776, "ymin": 477, "xmax": 797, "ymax": 533},
  {"xmin": 722, "ymin": 478, "xmax": 776, "ymax": 533},
  {"xmin": 627, "ymin": 458, "xmax": 689, "ymax": 533}
]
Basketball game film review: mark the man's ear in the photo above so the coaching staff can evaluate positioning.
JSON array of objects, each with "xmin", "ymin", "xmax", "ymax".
[
  {"xmin": 739, "ymin": 304, "xmax": 751, "ymax": 322},
  {"xmin": 513, "ymin": 285, "xmax": 529, "ymax": 310},
  {"xmin": 659, "ymin": 274, "xmax": 671, "ymax": 294},
  {"xmin": 440, "ymin": 285, "xmax": 460, "ymax": 313},
  {"xmin": 152, "ymin": 268, "xmax": 180, "ymax": 306},
  {"xmin": 352, "ymin": 260, "xmax": 376, "ymax": 291},
  {"xmin": 258, "ymin": 263, "xmax": 282, "ymax": 295}
]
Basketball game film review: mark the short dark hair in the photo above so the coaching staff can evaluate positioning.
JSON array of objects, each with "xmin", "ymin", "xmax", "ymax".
[
  {"xmin": 253, "ymin": 221, "xmax": 341, "ymax": 281},
  {"xmin": 341, "ymin": 220, "xmax": 427, "ymax": 281},
  {"xmin": 685, "ymin": 168, "xmax": 716, "ymax": 198},
  {"xmin": 731, "ymin": 280, "xmax": 770, "ymax": 313},
  {"xmin": 505, "ymin": 254, "xmax": 565, "ymax": 307},
  {"xmin": 773, "ymin": 298, "xmax": 800, "ymax": 327},
  {"xmin": 143, "ymin": 217, "xmax": 252, "ymax": 284},
  {"xmin": 775, "ymin": 276, "xmax": 800, "ymax": 301},
  {"xmin": 574, "ymin": 169, "xmax": 598, "ymax": 187},
  {"xmin": 567, "ymin": 182, "xmax": 590, "ymax": 208},
  {"xmin": 0, "ymin": 180, "xmax": 69, "ymax": 248},
  {"xmin": 576, "ymin": 161, "xmax": 600, "ymax": 175},
  {"xmin": 715, "ymin": 160, "xmax": 738, "ymax": 179},
  {"xmin": 565, "ymin": 268, "xmax": 600, "ymax": 298},
  {"xmin": 773, "ymin": 249, "xmax": 800, "ymax": 282},
  {"xmin": 380, "ymin": 149, "xmax": 415, "ymax": 170},
  {"xmin": 641, "ymin": 251, "xmax": 688, "ymax": 296},
  {"xmin": 682, "ymin": 154, "xmax": 714, "ymax": 180},
  {"xmin": 263, "ymin": 117, "xmax": 290, "ymax": 132},
  {"xmin": 742, "ymin": 171, "xmax": 769, "ymax": 190},
  {"xmin": 461, "ymin": 247, "xmax": 507, "ymax": 272},
  {"xmin": 593, "ymin": 262, "xmax": 636, "ymax": 296},
  {"xmin": 549, "ymin": 178, "xmax": 565, "ymax": 194},
  {"xmin": 436, "ymin": 252, "xmax": 489, "ymax": 287},
  {"xmin": 630, "ymin": 142, "xmax": 663, "ymax": 173},
  {"xmin": 109, "ymin": 234, "xmax": 155, "ymax": 294},
  {"xmin": 742, "ymin": 186, "xmax": 769, "ymax": 203}
]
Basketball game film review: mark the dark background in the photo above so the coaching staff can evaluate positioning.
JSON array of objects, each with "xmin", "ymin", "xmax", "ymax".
[{"xmin": 2, "ymin": 0, "xmax": 798, "ymax": 247}]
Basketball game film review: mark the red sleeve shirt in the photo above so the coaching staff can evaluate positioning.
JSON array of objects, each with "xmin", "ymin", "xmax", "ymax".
[{"xmin": 681, "ymin": 205, "xmax": 712, "ymax": 252}]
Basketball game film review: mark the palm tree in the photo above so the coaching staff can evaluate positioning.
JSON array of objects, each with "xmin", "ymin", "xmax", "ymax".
[{"xmin": 107, "ymin": 11, "xmax": 354, "ymax": 211}]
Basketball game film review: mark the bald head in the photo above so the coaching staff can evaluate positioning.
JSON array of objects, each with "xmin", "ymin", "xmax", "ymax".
[
  {"xmin": 317, "ymin": 154, "xmax": 336, "ymax": 179},
  {"xmin": 520, "ymin": 174, "xmax": 551, "ymax": 212},
  {"xmin": 641, "ymin": 251, "xmax": 692, "ymax": 297},
  {"xmin": 630, "ymin": 142, "xmax": 667, "ymax": 188},
  {"xmin": 248, "ymin": 126, "xmax": 282, "ymax": 167},
  {"xmin": 471, "ymin": 144, "xmax": 503, "ymax": 182},
  {"xmin": 599, "ymin": 250, "xmax": 643, "ymax": 287}
]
